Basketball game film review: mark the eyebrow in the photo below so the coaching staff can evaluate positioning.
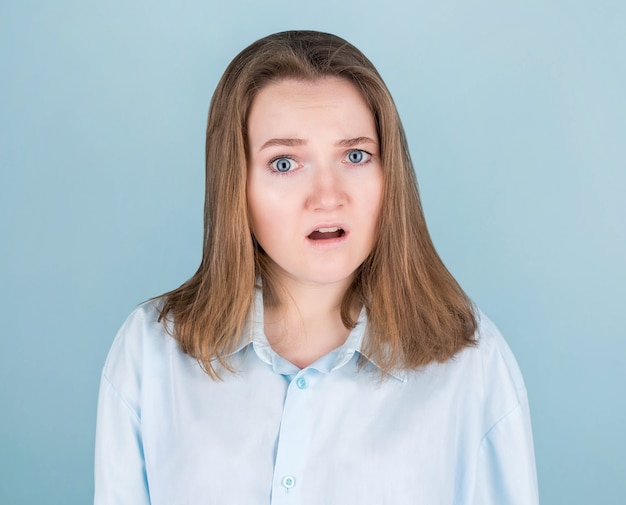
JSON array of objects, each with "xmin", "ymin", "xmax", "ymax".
[
  {"xmin": 259, "ymin": 136, "xmax": 377, "ymax": 151},
  {"xmin": 334, "ymin": 136, "xmax": 377, "ymax": 148},
  {"xmin": 259, "ymin": 138, "xmax": 306, "ymax": 150}
]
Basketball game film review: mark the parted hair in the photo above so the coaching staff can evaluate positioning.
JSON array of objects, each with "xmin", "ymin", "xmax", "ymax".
[{"xmin": 158, "ymin": 30, "xmax": 477, "ymax": 377}]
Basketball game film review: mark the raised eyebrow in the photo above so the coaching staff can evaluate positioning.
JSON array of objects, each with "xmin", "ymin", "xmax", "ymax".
[
  {"xmin": 259, "ymin": 138, "xmax": 306, "ymax": 151},
  {"xmin": 334, "ymin": 136, "xmax": 378, "ymax": 148}
]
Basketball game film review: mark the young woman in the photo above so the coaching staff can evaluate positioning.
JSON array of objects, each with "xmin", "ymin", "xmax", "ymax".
[{"xmin": 95, "ymin": 31, "xmax": 539, "ymax": 504}]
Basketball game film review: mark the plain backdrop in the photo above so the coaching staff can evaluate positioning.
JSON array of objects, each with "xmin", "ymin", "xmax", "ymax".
[{"xmin": 1, "ymin": 0, "xmax": 624, "ymax": 503}]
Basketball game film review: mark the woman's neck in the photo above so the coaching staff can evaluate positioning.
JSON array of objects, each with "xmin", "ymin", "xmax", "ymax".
[{"xmin": 263, "ymin": 278, "xmax": 355, "ymax": 369}]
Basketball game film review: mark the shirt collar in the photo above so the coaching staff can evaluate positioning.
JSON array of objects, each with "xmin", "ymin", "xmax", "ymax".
[{"xmin": 224, "ymin": 287, "xmax": 406, "ymax": 382}]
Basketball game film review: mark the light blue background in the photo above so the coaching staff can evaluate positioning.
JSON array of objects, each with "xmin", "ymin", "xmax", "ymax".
[{"xmin": 1, "ymin": 0, "xmax": 624, "ymax": 503}]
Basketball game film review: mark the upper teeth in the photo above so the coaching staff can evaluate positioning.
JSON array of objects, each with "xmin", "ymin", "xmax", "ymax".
[{"xmin": 317, "ymin": 227, "xmax": 340, "ymax": 233}]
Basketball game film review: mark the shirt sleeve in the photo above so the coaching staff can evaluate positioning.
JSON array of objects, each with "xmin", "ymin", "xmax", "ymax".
[
  {"xmin": 472, "ymin": 392, "xmax": 539, "ymax": 504},
  {"xmin": 94, "ymin": 374, "xmax": 151, "ymax": 505},
  {"xmin": 94, "ymin": 306, "xmax": 153, "ymax": 505}
]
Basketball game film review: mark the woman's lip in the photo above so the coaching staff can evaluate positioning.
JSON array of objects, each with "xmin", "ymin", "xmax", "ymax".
[
  {"xmin": 306, "ymin": 223, "xmax": 348, "ymax": 236},
  {"xmin": 314, "ymin": 226, "xmax": 341, "ymax": 233},
  {"xmin": 305, "ymin": 223, "xmax": 349, "ymax": 248},
  {"xmin": 308, "ymin": 228, "xmax": 345, "ymax": 240},
  {"xmin": 305, "ymin": 229, "xmax": 349, "ymax": 248}
]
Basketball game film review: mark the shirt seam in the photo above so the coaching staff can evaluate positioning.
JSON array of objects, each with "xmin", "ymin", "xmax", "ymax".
[
  {"xmin": 480, "ymin": 401, "xmax": 522, "ymax": 443},
  {"xmin": 101, "ymin": 372, "xmax": 142, "ymax": 425}
]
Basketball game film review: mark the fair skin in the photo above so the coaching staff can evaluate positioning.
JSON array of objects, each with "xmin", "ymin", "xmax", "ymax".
[{"xmin": 246, "ymin": 77, "xmax": 383, "ymax": 367}]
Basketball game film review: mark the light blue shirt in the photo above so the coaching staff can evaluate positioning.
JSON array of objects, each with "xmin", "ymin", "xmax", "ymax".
[{"xmin": 95, "ymin": 293, "xmax": 539, "ymax": 504}]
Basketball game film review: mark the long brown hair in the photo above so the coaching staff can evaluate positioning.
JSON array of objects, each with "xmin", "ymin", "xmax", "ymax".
[{"xmin": 158, "ymin": 30, "xmax": 477, "ymax": 377}]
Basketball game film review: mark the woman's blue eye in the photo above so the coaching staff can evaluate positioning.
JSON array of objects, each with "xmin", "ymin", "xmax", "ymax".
[
  {"xmin": 347, "ymin": 150, "xmax": 367, "ymax": 163},
  {"xmin": 271, "ymin": 157, "xmax": 296, "ymax": 172}
]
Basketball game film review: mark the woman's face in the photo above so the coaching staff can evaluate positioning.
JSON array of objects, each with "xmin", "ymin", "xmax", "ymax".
[{"xmin": 246, "ymin": 77, "xmax": 383, "ymax": 290}]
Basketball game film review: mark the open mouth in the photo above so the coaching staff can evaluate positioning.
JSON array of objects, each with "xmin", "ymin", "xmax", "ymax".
[{"xmin": 307, "ymin": 226, "xmax": 346, "ymax": 240}]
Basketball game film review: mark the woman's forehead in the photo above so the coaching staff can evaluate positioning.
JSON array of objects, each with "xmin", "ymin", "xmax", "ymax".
[{"xmin": 246, "ymin": 78, "xmax": 377, "ymax": 151}]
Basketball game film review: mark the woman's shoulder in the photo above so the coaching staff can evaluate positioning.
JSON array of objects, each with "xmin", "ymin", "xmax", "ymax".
[
  {"xmin": 460, "ymin": 308, "xmax": 529, "ymax": 429},
  {"xmin": 471, "ymin": 309, "xmax": 527, "ymax": 395},
  {"xmin": 101, "ymin": 299, "xmax": 174, "ymax": 397}
]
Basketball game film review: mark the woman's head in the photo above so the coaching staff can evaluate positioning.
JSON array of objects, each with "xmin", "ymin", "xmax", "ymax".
[
  {"xmin": 203, "ymin": 31, "xmax": 421, "ymax": 301},
  {"xmin": 161, "ymin": 31, "xmax": 476, "ymax": 376}
]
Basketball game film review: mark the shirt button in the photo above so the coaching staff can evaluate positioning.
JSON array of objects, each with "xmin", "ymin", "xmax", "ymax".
[
  {"xmin": 282, "ymin": 475, "xmax": 296, "ymax": 489},
  {"xmin": 296, "ymin": 377, "xmax": 307, "ymax": 389}
]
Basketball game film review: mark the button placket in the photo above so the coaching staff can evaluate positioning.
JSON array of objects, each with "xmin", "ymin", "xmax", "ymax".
[{"xmin": 270, "ymin": 372, "xmax": 314, "ymax": 503}]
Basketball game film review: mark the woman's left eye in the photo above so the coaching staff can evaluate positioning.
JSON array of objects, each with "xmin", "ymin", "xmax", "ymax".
[{"xmin": 345, "ymin": 149, "xmax": 371, "ymax": 164}]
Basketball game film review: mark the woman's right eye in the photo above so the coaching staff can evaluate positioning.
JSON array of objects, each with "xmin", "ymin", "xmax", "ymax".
[{"xmin": 270, "ymin": 157, "xmax": 297, "ymax": 173}]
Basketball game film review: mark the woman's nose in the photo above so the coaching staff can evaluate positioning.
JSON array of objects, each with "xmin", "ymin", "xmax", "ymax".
[{"xmin": 305, "ymin": 166, "xmax": 347, "ymax": 211}]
